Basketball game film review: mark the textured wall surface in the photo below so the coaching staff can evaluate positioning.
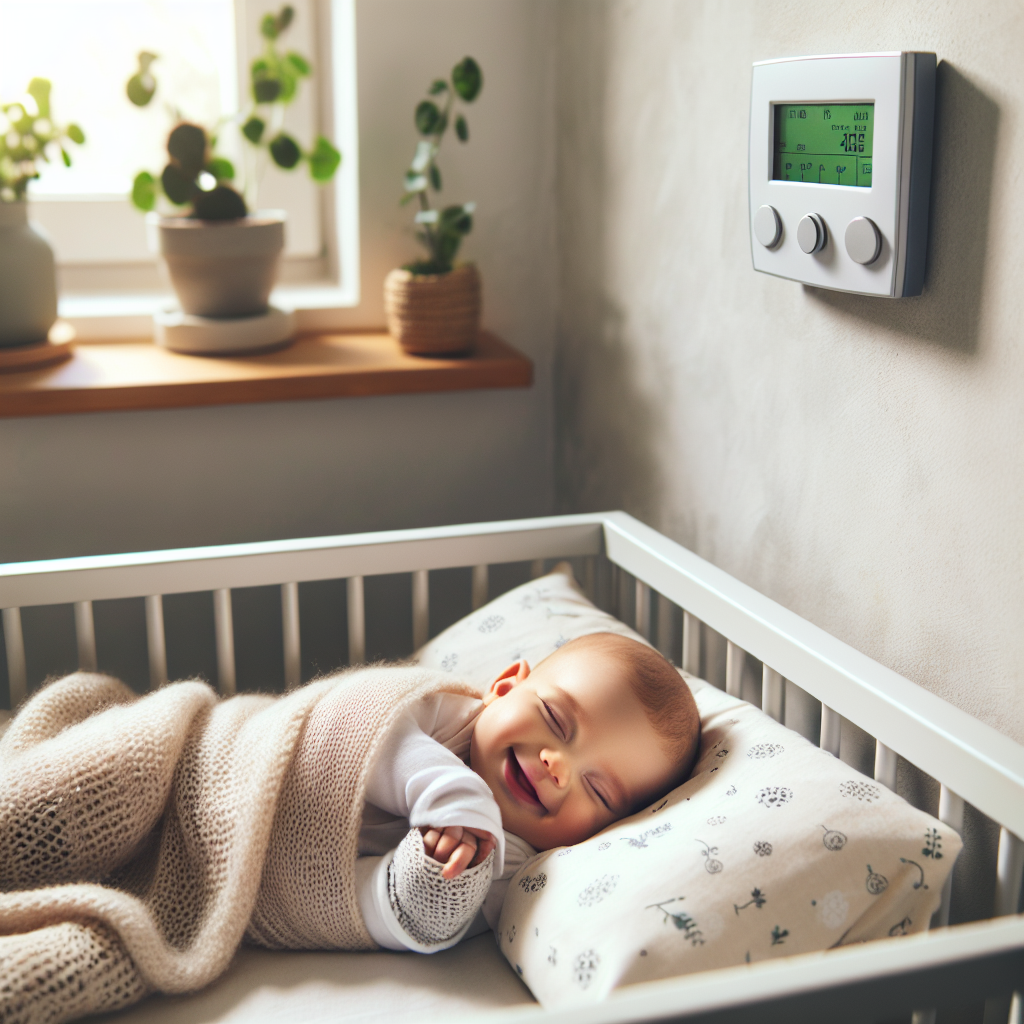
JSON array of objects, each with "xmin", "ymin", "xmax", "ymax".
[
  {"xmin": 554, "ymin": 1, "xmax": 1024, "ymax": 744},
  {"xmin": 0, "ymin": 0, "xmax": 557, "ymax": 563}
]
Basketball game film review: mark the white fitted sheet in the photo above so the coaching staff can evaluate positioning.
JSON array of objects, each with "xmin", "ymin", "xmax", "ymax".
[{"xmin": 91, "ymin": 935, "xmax": 537, "ymax": 1024}]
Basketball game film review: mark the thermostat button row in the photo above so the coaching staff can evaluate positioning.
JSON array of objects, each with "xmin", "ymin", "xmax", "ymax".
[
  {"xmin": 754, "ymin": 205, "xmax": 782, "ymax": 248},
  {"xmin": 845, "ymin": 216, "xmax": 882, "ymax": 265},
  {"xmin": 797, "ymin": 213, "xmax": 827, "ymax": 254}
]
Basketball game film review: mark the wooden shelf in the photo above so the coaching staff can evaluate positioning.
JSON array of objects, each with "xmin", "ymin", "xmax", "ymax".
[{"xmin": 0, "ymin": 330, "xmax": 533, "ymax": 418}]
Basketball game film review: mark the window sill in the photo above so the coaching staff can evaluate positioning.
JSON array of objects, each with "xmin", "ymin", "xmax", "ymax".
[{"xmin": 0, "ymin": 330, "xmax": 533, "ymax": 419}]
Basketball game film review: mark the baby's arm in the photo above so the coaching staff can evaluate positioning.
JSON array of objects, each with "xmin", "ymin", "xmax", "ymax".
[{"xmin": 358, "ymin": 699, "xmax": 504, "ymax": 951}]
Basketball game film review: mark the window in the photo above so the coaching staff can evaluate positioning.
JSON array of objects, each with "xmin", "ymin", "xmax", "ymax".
[{"xmin": 0, "ymin": 0, "xmax": 359, "ymax": 334}]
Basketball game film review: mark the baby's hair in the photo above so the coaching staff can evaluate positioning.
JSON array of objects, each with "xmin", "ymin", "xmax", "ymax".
[{"xmin": 552, "ymin": 632, "xmax": 700, "ymax": 794}]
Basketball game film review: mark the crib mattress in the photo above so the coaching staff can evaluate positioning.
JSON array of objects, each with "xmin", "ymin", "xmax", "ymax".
[{"xmin": 91, "ymin": 934, "xmax": 537, "ymax": 1023}]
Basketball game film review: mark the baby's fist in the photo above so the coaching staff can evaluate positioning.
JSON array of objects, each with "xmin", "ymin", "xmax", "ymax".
[{"xmin": 420, "ymin": 825, "xmax": 496, "ymax": 879}]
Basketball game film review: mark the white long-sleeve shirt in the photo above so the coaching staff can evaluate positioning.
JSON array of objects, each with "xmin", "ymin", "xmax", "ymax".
[{"xmin": 355, "ymin": 691, "xmax": 535, "ymax": 951}]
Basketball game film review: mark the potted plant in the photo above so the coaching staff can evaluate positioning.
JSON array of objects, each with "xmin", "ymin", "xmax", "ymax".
[
  {"xmin": 128, "ymin": 5, "xmax": 340, "ymax": 342},
  {"xmin": 0, "ymin": 78, "xmax": 84, "ymax": 349},
  {"xmin": 384, "ymin": 57, "xmax": 482, "ymax": 356}
]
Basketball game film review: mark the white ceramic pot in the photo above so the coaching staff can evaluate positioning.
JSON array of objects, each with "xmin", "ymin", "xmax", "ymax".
[
  {"xmin": 147, "ymin": 211, "xmax": 285, "ymax": 318},
  {"xmin": 0, "ymin": 202, "xmax": 58, "ymax": 347}
]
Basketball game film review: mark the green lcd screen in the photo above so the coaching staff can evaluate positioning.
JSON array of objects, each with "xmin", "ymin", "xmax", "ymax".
[{"xmin": 772, "ymin": 103, "xmax": 873, "ymax": 187}]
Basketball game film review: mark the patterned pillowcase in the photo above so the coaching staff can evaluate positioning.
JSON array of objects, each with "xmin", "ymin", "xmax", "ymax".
[
  {"xmin": 497, "ymin": 678, "xmax": 960, "ymax": 1007},
  {"xmin": 414, "ymin": 562, "xmax": 642, "ymax": 687},
  {"xmin": 417, "ymin": 566, "xmax": 961, "ymax": 1008}
]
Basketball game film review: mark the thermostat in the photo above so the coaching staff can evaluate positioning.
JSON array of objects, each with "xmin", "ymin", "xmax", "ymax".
[{"xmin": 749, "ymin": 52, "xmax": 935, "ymax": 297}]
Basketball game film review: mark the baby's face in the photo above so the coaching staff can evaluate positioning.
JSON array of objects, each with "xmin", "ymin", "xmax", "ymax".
[{"xmin": 469, "ymin": 645, "xmax": 676, "ymax": 850}]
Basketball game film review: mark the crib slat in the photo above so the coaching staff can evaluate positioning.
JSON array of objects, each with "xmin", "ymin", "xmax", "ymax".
[
  {"xmin": 820, "ymin": 704, "xmax": 842, "ymax": 757},
  {"xmin": 725, "ymin": 641, "xmax": 743, "ymax": 698},
  {"xmin": 145, "ymin": 595, "xmax": 167, "ymax": 689},
  {"xmin": 213, "ymin": 588, "xmax": 235, "ymax": 697},
  {"xmin": 471, "ymin": 564, "xmax": 489, "ymax": 610},
  {"xmin": 983, "ymin": 827, "xmax": 1024, "ymax": 1024},
  {"xmin": 682, "ymin": 611, "xmax": 701, "ymax": 676},
  {"xmin": 994, "ymin": 828, "xmax": 1024, "ymax": 917},
  {"xmin": 2, "ymin": 607, "xmax": 27, "ymax": 708},
  {"xmin": 762, "ymin": 665, "xmax": 785, "ymax": 722},
  {"xmin": 874, "ymin": 741, "xmax": 898, "ymax": 791},
  {"xmin": 933, "ymin": 786, "xmax": 965, "ymax": 929},
  {"xmin": 656, "ymin": 593, "xmax": 674, "ymax": 663},
  {"xmin": 530, "ymin": 558, "xmax": 545, "ymax": 579},
  {"xmin": 635, "ymin": 580, "xmax": 651, "ymax": 640},
  {"xmin": 281, "ymin": 582, "xmax": 301, "ymax": 690},
  {"xmin": 74, "ymin": 600, "xmax": 97, "ymax": 671},
  {"xmin": 583, "ymin": 556, "xmax": 596, "ymax": 603},
  {"xmin": 913, "ymin": 788, "xmax": 965, "ymax": 1024},
  {"xmin": 347, "ymin": 576, "xmax": 365, "ymax": 665},
  {"xmin": 412, "ymin": 569, "xmax": 429, "ymax": 650}
]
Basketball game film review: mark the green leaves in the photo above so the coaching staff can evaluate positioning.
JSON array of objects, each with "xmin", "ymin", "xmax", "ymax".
[
  {"xmin": 192, "ymin": 184, "xmax": 247, "ymax": 220},
  {"xmin": 161, "ymin": 163, "xmax": 195, "ymax": 205},
  {"xmin": 410, "ymin": 140, "xmax": 434, "ymax": 173},
  {"xmin": 404, "ymin": 171, "xmax": 428, "ymax": 194},
  {"xmin": 269, "ymin": 132, "xmax": 301, "ymax": 169},
  {"xmin": 120, "ymin": 2, "xmax": 339, "ymax": 217},
  {"xmin": 27, "ymin": 78, "xmax": 51, "ymax": 118},
  {"xmin": 0, "ymin": 78, "xmax": 85, "ymax": 201},
  {"xmin": 308, "ymin": 135, "xmax": 341, "ymax": 181},
  {"xmin": 415, "ymin": 100, "xmax": 442, "ymax": 135},
  {"xmin": 252, "ymin": 72, "xmax": 282, "ymax": 104},
  {"xmin": 126, "ymin": 52, "xmax": 158, "ymax": 107},
  {"xmin": 261, "ymin": 5, "xmax": 294, "ymax": 40},
  {"xmin": 452, "ymin": 57, "xmax": 482, "ymax": 102},
  {"xmin": 400, "ymin": 59, "xmax": 482, "ymax": 270},
  {"xmin": 131, "ymin": 170, "xmax": 157, "ymax": 211},
  {"xmin": 250, "ymin": 9, "xmax": 308, "ymax": 105},
  {"xmin": 242, "ymin": 116, "xmax": 265, "ymax": 144},
  {"xmin": 205, "ymin": 156, "xmax": 235, "ymax": 181},
  {"xmin": 167, "ymin": 122, "xmax": 206, "ymax": 178},
  {"xmin": 285, "ymin": 52, "xmax": 311, "ymax": 76}
]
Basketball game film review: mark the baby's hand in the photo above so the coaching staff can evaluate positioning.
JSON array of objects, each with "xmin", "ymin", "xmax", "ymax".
[{"xmin": 420, "ymin": 825, "xmax": 496, "ymax": 879}]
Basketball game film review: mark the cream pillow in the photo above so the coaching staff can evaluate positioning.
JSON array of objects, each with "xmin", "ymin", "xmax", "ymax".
[
  {"xmin": 417, "ymin": 566, "xmax": 960, "ymax": 1009},
  {"xmin": 414, "ymin": 562, "xmax": 640, "ymax": 687}
]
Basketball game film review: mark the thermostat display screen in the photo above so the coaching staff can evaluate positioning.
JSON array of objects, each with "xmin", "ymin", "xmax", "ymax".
[{"xmin": 772, "ymin": 103, "xmax": 874, "ymax": 187}]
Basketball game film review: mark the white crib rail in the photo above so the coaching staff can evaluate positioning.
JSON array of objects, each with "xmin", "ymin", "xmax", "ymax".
[{"xmin": 2, "ymin": 510, "xmax": 1023, "ymax": 1022}]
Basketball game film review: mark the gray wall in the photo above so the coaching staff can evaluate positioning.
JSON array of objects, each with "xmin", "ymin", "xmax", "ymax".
[
  {"xmin": 0, "ymin": 0, "xmax": 558, "ymax": 565},
  {"xmin": 554, "ymin": 1, "xmax": 1024, "ymax": 754}
]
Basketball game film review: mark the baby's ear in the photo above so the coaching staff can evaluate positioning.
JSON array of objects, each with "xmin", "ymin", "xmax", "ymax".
[{"xmin": 482, "ymin": 659, "xmax": 531, "ymax": 705}]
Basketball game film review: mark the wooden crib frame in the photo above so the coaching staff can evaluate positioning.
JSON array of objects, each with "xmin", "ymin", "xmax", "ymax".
[{"xmin": 2, "ymin": 511, "xmax": 1022, "ymax": 1024}]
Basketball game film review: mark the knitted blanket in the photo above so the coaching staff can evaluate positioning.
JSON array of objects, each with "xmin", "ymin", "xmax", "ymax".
[{"xmin": 0, "ymin": 667, "xmax": 480, "ymax": 1024}]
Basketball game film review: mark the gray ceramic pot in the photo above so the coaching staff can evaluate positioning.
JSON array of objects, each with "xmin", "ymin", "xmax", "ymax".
[
  {"xmin": 0, "ymin": 202, "xmax": 58, "ymax": 347},
  {"xmin": 148, "ymin": 211, "xmax": 285, "ymax": 318}
]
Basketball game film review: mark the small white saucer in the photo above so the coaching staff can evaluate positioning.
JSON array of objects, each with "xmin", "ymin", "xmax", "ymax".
[{"xmin": 154, "ymin": 305, "xmax": 295, "ymax": 356}]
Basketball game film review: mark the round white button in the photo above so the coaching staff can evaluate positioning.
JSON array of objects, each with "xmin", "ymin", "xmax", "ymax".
[
  {"xmin": 797, "ymin": 214, "xmax": 827, "ymax": 254},
  {"xmin": 753, "ymin": 205, "xmax": 782, "ymax": 248},
  {"xmin": 845, "ymin": 216, "xmax": 882, "ymax": 265}
]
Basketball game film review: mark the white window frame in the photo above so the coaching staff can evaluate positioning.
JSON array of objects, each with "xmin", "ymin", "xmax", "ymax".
[{"xmin": 42, "ymin": 0, "xmax": 359, "ymax": 339}]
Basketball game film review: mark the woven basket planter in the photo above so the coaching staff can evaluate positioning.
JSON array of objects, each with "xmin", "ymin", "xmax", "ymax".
[{"xmin": 384, "ymin": 263, "xmax": 481, "ymax": 356}]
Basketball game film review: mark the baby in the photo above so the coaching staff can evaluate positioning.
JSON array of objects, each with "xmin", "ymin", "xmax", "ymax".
[{"xmin": 356, "ymin": 632, "xmax": 700, "ymax": 952}]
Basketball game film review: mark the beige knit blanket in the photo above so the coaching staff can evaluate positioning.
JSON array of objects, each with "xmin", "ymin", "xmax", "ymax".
[{"xmin": 0, "ymin": 666, "xmax": 481, "ymax": 1024}]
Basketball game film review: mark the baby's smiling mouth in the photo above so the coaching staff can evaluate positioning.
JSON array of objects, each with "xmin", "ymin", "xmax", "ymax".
[{"xmin": 504, "ymin": 749, "xmax": 544, "ymax": 810}]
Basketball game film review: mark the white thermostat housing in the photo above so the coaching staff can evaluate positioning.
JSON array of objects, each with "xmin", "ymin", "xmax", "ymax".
[{"xmin": 749, "ymin": 52, "xmax": 935, "ymax": 297}]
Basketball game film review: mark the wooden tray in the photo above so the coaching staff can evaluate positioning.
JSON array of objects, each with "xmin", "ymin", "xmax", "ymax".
[{"xmin": 0, "ymin": 326, "xmax": 74, "ymax": 374}]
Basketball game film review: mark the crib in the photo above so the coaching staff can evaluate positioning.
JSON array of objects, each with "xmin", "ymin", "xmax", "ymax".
[{"xmin": 1, "ymin": 511, "xmax": 1022, "ymax": 1024}]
